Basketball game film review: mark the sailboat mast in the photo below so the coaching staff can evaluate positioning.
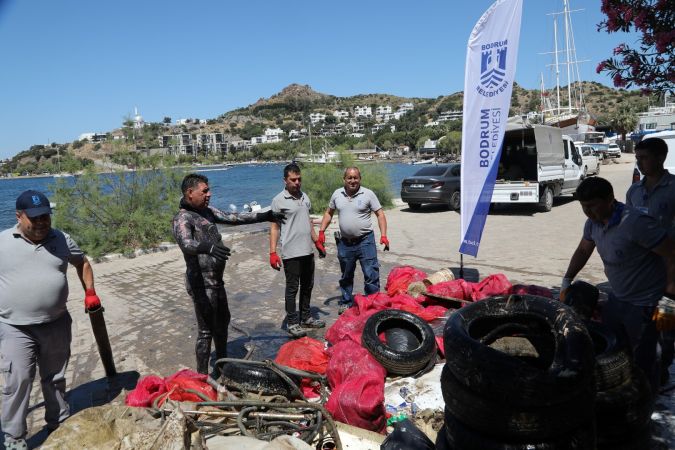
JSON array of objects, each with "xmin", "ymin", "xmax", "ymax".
[
  {"xmin": 553, "ymin": 19, "xmax": 561, "ymax": 117},
  {"xmin": 564, "ymin": 0, "xmax": 573, "ymax": 113}
]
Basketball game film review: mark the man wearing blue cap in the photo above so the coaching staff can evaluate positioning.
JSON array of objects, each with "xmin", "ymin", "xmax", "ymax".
[{"xmin": 0, "ymin": 190, "xmax": 101, "ymax": 449}]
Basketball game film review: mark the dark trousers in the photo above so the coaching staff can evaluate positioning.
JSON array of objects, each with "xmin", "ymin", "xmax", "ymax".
[
  {"xmin": 283, "ymin": 254, "xmax": 315, "ymax": 325},
  {"xmin": 602, "ymin": 296, "xmax": 659, "ymax": 394},
  {"xmin": 188, "ymin": 285, "xmax": 229, "ymax": 375}
]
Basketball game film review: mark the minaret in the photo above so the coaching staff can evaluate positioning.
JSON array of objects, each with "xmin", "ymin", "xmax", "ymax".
[{"xmin": 134, "ymin": 107, "xmax": 145, "ymax": 130}]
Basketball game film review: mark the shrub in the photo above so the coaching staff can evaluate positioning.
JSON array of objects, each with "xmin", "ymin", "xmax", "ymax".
[
  {"xmin": 302, "ymin": 152, "xmax": 393, "ymax": 215},
  {"xmin": 52, "ymin": 166, "xmax": 184, "ymax": 257}
]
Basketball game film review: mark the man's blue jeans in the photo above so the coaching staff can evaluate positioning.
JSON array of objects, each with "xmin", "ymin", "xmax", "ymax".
[{"xmin": 337, "ymin": 231, "xmax": 380, "ymax": 304}]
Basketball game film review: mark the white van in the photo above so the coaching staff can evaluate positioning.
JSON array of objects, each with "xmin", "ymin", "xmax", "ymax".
[{"xmin": 632, "ymin": 130, "xmax": 675, "ymax": 183}]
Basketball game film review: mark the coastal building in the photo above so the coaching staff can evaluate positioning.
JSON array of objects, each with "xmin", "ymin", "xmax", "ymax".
[
  {"xmin": 333, "ymin": 110, "xmax": 350, "ymax": 120},
  {"xmin": 354, "ymin": 106, "xmax": 372, "ymax": 118},
  {"xmin": 78, "ymin": 132, "xmax": 107, "ymax": 143},
  {"xmin": 375, "ymin": 105, "xmax": 392, "ymax": 116},
  {"xmin": 372, "ymin": 123, "xmax": 395, "ymax": 134},
  {"xmin": 398, "ymin": 102, "xmax": 414, "ymax": 113},
  {"xmin": 348, "ymin": 121, "xmax": 365, "ymax": 132},
  {"xmin": 437, "ymin": 110, "xmax": 462, "ymax": 122},
  {"xmin": 309, "ymin": 112, "xmax": 326, "ymax": 124},
  {"xmin": 636, "ymin": 95, "xmax": 675, "ymax": 135}
]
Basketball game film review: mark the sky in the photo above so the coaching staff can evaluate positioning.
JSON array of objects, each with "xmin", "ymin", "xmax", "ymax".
[{"xmin": 0, "ymin": 0, "xmax": 639, "ymax": 158}]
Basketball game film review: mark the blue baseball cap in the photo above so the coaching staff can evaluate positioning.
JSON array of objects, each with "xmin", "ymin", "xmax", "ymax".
[{"xmin": 16, "ymin": 190, "xmax": 52, "ymax": 218}]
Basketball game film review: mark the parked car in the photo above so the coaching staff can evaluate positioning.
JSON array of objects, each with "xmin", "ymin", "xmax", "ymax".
[
  {"xmin": 401, "ymin": 163, "xmax": 461, "ymax": 210},
  {"xmin": 607, "ymin": 143, "xmax": 621, "ymax": 158},
  {"xmin": 578, "ymin": 145, "xmax": 600, "ymax": 176},
  {"xmin": 632, "ymin": 130, "xmax": 675, "ymax": 183},
  {"xmin": 588, "ymin": 143, "xmax": 609, "ymax": 160}
]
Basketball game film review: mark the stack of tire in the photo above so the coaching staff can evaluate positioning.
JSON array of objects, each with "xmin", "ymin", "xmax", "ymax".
[
  {"xmin": 437, "ymin": 294, "xmax": 597, "ymax": 449},
  {"xmin": 585, "ymin": 321, "xmax": 653, "ymax": 450}
]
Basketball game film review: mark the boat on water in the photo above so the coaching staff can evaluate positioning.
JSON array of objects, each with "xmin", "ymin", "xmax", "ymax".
[
  {"xmin": 411, "ymin": 157, "xmax": 436, "ymax": 165},
  {"xmin": 52, "ymin": 173, "xmax": 73, "ymax": 178}
]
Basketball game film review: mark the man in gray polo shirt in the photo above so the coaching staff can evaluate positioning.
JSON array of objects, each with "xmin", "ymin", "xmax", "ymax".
[
  {"xmin": 562, "ymin": 177, "xmax": 675, "ymax": 394},
  {"xmin": 626, "ymin": 137, "xmax": 675, "ymax": 385},
  {"xmin": 0, "ymin": 190, "xmax": 101, "ymax": 449},
  {"xmin": 269, "ymin": 163, "xmax": 326, "ymax": 338},
  {"xmin": 317, "ymin": 166, "xmax": 389, "ymax": 314}
]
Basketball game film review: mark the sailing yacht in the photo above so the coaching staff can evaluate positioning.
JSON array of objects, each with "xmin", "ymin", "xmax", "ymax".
[{"xmin": 540, "ymin": 0, "xmax": 593, "ymax": 134}]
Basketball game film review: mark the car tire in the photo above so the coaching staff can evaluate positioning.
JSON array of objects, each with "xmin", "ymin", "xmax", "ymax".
[
  {"xmin": 585, "ymin": 320, "xmax": 632, "ymax": 392},
  {"xmin": 440, "ymin": 365, "xmax": 594, "ymax": 440},
  {"xmin": 443, "ymin": 294, "xmax": 595, "ymax": 406},
  {"xmin": 538, "ymin": 186, "xmax": 553, "ymax": 212},
  {"xmin": 362, "ymin": 309, "xmax": 436, "ymax": 376},
  {"xmin": 596, "ymin": 367, "xmax": 653, "ymax": 445},
  {"xmin": 219, "ymin": 361, "xmax": 301, "ymax": 397},
  {"xmin": 408, "ymin": 203, "xmax": 421, "ymax": 210},
  {"xmin": 442, "ymin": 408, "xmax": 597, "ymax": 450},
  {"xmin": 449, "ymin": 191, "xmax": 460, "ymax": 211}
]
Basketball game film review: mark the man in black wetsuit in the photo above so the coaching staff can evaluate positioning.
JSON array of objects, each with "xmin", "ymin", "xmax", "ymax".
[{"xmin": 172, "ymin": 173, "xmax": 285, "ymax": 375}]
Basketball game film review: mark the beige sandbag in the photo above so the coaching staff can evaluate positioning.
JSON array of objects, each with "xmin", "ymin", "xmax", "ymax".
[{"xmin": 422, "ymin": 268, "xmax": 454, "ymax": 286}]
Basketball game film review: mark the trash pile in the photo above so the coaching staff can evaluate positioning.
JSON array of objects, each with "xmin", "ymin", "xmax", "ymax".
[{"xmin": 44, "ymin": 265, "xmax": 662, "ymax": 449}]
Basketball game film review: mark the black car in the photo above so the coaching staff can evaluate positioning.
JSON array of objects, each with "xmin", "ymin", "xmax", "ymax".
[{"xmin": 400, "ymin": 163, "xmax": 461, "ymax": 210}]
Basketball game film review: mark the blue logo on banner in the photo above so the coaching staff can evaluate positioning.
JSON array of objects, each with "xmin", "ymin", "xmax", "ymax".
[
  {"xmin": 32, "ymin": 195, "xmax": 42, "ymax": 206},
  {"xmin": 480, "ymin": 46, "xmax": 507, "ymax": 89}
]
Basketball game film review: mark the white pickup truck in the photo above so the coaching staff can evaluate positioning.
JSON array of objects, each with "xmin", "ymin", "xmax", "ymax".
[
  {"xmin": 491, "ymin": 124, "xmax": 583, "ymax": 212},
  {"xmin": 577, "ymin": 144, "xmax": 601, "ymax": 177}
]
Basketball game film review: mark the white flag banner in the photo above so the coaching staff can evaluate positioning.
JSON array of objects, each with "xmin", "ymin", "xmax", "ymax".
[{"xmin": 459, "ymin": 0, "xmax": 523, "ymax": 257}]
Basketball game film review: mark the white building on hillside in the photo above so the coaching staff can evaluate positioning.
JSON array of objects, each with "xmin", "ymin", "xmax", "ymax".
[
  {"xmin": 398, "ymin": 102, "xmax": 414, "ymax": 113},
  {"xmin": 310, "ymin": 112, "xmax": 326, "ymax": 124},
  {"xmin": 354, "ymin": 106, "xmax": 372, "ymax": 118},
  {"xmin": 375, "ymin": 105, "xmax": 392, "ymax": 116},
  {"xmin": 333, "ymin": 110, "xmax": 350, "ymax": 120}
]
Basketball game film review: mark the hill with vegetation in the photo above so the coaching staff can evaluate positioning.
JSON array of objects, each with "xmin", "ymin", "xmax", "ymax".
[{"xmin": 1, "ymin": 82, "xmax": 657, "ymax": 176}]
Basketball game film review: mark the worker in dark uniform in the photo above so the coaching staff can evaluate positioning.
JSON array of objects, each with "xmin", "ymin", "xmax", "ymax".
[{"xmin": 172, "ymin": 173, "xmax": 285, "ymax": 375}]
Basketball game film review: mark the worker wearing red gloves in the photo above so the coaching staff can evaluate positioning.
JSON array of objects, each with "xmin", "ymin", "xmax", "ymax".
[
  {"xmin": 270, "ymin": 163, "xmax": 326, "ymax": 338},
  {"xmin": 318, "ymin": 166, "xmax": 389, "ymax": 315},
  {"xmin": 0, "ymin": 190, "xmax": 100, "ymax": 448}
]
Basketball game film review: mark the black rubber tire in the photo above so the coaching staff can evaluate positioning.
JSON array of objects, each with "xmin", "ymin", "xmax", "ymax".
[
  {"xmin": 538, "ymin": 186, "xmax": 553, "ymax": 212},
  {"xmin": 442, "ymin": 408, "xmax": 597, "ymax": 450},
  {"xmin": 362, "ymin": 309, "xmax": 436, "ymax": 376},
  {"xmin": 449, "ymin": 191, "xmax": 461, "ymax": 211},
  {"xmin": 443, "ymin": 295, "xmax": 595, "ymax": 406},
  {"xmin": 596, "ymin": 367, "xmax": 653, "ymax": 444},
  {"xmin": 219, "ymin": 361, "xmax": 300, "ymax": 397},
  {"xmin": 585, "ymin": 320, "xmax": 632, "ymax": 392},
  {"xmin": 408, "ymin": 203, "xmax": 421, "ymax": 210},
  {"xmin": 441, "ymin": 365, "xmax": 594, "ymax": 440}
]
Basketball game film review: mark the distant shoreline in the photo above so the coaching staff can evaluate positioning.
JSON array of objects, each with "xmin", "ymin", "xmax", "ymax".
[{"xmin": 0, "ymin": 158, "xmax": 415, "ymax": 181}]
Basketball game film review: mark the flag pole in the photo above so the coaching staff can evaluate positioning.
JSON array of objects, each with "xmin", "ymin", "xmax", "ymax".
[{"xmin": 459, "ymin": 254, "xmax": 464, "ymax": 280}]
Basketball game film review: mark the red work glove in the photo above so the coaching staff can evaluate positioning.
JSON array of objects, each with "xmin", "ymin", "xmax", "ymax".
[
  {"xmin": 380, "ymin": 236, "xmax": 390, "ymax": 251},
  {"xmin": 84, "ymin": 288, "xmax": 101, "ymax": 312},
  {"xmin": 270, "ymin": 252, "xmax": 282, "ymax": 270},
  {"xmin": 315, "ymin": 241, "xmax": 326, "ymax": 258},
  {"xmin": 318, "ymin": 230, "xmax": 326, "ymax": 246}
]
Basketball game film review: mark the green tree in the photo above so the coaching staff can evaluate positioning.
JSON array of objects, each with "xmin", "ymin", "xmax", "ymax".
[
  {"xmin": 302, "ymin": 152, "xmax": 393, "ymax": 215},
  {"xmin": 609, "ymin": 106, "xmax": 638, "ymax": 141},
  {"xmin": 163, "ymin": 117, "xmax": 172, "ymax": 124},
  {"xmin": 52, "ymin": 165, "xmax": 183, "ymax": 257}
]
